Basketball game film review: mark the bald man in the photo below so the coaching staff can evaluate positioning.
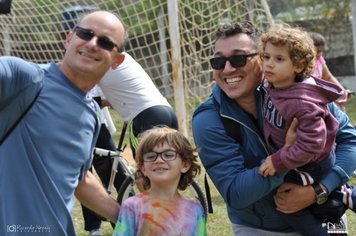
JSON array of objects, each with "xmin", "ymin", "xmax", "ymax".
[{"xmin": 0, "ymin": 11, "xmax": 126, "ymax": 235}]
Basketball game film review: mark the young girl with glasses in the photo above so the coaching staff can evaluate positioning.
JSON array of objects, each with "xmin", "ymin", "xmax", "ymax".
[{"xmin": 112, "ymin": 126, "xmax": 206, "ymax": 236}]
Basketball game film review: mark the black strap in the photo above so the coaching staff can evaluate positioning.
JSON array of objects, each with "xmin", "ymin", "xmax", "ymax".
[
  {"xmin": 221, "ymin": 116, "xmax": 243, "ymax": 144},
  {"xmin": 212, "ymin": 96, "xmax": 243, "ymax": 144},
  {"xmin": 0, "ymin": 88, "xmax": 42, "ymax": 145},
  {"xmin": 204, "ymin": 173, "xmax": 214, "ymax": 214}
]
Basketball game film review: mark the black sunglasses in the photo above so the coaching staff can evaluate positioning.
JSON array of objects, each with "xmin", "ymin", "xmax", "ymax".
[
  {"xmin": 210, "ymin": 53, "xmax": 258, "ymax": 70},
  {"xmin": 73, "ymin": 26, "xmax": 118, "ymax": 52}
]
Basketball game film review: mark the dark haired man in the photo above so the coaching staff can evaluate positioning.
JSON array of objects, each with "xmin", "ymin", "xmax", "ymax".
[{"xmin": 192, "ymin": 21, "xmax": 356, "ymax": 235}]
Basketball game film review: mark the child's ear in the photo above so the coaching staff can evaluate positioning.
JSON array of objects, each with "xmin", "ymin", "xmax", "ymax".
[
  {"xmin": 181, "ymin": 162, "xmax": 191, "ymax": 174},
  {"xmin": 294, "ymin": 64, "xmax": 304, "ymax": 74}
]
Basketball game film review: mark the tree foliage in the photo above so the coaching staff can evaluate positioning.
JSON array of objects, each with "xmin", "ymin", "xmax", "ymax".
[{"xmin": 268, "ymin": 0, "xmax": 351, "ymax": 22}]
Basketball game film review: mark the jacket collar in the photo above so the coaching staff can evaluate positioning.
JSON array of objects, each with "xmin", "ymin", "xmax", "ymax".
[{"xmin": 212, "ymin": 84, "xmax": 264, "ymax": 136}]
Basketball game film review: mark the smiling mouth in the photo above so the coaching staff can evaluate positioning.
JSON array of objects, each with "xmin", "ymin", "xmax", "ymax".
[
  {"xmin": 153, "ymin": 167, "xmax": 169, "ymax": 173},
  {"xmin": 225, "ymin": 76, "xmax": 243, "ymax": 84},
  {"xmin": 79, "ymin": 51, "xmax": 100, "ymax": 61}
]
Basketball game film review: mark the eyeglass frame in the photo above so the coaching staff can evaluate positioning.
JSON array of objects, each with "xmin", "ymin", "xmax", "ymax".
[
  {"xmin": 209, "ymin": 53, "xmax": 258, "ymax": 70},
  {"xmin": 73, "ymin": 26, "xmax": 120, "ymax": 52},
  {"xmin": 142, "ymin": 149, "xmax": 180, "ymax": 162}
]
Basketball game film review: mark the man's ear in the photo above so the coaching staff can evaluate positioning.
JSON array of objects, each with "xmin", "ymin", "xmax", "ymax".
[
  {"xmin": 64, "ymin": 31, "xmax": 73, "ymax": 50},
  {"xmin": 112, "ymin": 53, "xmax": 125, "ymax": 69}
]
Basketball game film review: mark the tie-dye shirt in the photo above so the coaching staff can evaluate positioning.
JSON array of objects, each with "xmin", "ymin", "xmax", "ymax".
[{"xmin": 113, "ymin": 191, "xmax": 207, "ymax": 236}]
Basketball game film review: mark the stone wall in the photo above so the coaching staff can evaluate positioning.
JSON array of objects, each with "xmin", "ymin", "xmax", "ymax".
[{"xmin": 295, "ymin": 18, "xmax": 354, "ymax": 76}]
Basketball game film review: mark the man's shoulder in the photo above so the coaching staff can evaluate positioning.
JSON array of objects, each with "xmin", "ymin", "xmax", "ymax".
[
  {"xmin": 1, "ymin": 56, "xmax": 26, "ymax": 64},
  {"xmin": 193, "ymin": 96, "xmax": 214, "ymax": 116},
  {"xmin": 1, "ymin": 56, "xmax": 44, "ymax": 83},
  {"xmin": 1, "ymin": 56, "xmax": 38, "ymax": 70},
  {"xmin": 192, "ymin": 96, "xmax": 223, "ymax": 141}
]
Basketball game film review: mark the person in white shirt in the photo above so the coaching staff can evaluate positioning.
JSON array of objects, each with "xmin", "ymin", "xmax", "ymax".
[{"xmin": 99, "ymin": 52, "xmax": 178, "ymax": 156}]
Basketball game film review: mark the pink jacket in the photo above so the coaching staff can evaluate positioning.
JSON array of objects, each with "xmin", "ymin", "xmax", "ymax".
[{"xmin": 263, "ymin": 78, "xmax": 343, "ymax": 172}]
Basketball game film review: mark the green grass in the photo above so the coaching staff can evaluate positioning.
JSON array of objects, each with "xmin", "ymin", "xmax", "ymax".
[
  {"xmin": 345, "ymin": 94, "xmax": 356, "ymax": 126},
  {"xmin": 73, "ymin": 96, "xmax": 356, "ymax": 236}
]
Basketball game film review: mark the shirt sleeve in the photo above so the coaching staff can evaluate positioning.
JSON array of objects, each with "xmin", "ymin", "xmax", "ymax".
[
  {"xmin": 112, "ymin": 200, "xmax": 136, "ymax": 236},
  {"xmin": 194, "ymin": 204, "xmax": 207, "ymax": 236},
  {"xmin": 0, "ymin": 56, "xmax": 43, "ymax": 107},
  {"xmin": 0, "ymin": 57, "xmax": 44, "ymax": 141},
  {"xmin": 321, "ymin": 103, "xmax": 356, "ymax": 193}
]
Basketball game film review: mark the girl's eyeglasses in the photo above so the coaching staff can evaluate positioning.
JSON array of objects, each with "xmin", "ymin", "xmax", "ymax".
[{"xmin": 143, "ymin": 150, "xmax": 178, "ymax": 162}]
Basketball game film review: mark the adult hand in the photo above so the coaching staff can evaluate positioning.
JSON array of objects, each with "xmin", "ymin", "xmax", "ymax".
[
  {"xmin": 284, "ymin": 118, "xmax": 298, "ymax": 147},
  {"xmin": 101, "ymin": 99, "xmax": 111, "ymax": 108},
  {"xmin": 76, "ymin": 171, "xmax": 120, "ymax": 223},
  {"xmin": 275, "ymin": 182, "xmax": 315, "ymax": 213}
]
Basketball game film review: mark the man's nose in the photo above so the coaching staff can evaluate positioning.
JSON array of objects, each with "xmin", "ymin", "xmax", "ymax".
[
  {"xmin": 86, "ymin": 36, "xmax": 99, "ymax": 50},
  {"xmin": 223, "ymin": 60, "xmax": 236, "ymax": 73}
]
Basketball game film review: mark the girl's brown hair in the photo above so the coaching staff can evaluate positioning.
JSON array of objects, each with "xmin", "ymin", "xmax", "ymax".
[{"xmin": 136, "ymin": 126, "xmax": 201, "ymax": 191}]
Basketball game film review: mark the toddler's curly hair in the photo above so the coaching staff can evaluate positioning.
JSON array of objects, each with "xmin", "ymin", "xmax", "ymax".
[{"xmin": 259, "ymin": 24, "xmax": 316, "ymax": 82}]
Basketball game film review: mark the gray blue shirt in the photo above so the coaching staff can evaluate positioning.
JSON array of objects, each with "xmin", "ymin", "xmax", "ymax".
[{"xmin": 0, "ymin": 57, "xmax": 99, "ymax": 235}]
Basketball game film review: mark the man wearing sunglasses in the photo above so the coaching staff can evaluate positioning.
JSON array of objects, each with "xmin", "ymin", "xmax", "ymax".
[
  {"xmin": 192, "ymin": 21, "xmax": 356, "ymax": 235},
  {"xmin": 0, "ymin": 10, "xmax": 126, "ymax": 236}
]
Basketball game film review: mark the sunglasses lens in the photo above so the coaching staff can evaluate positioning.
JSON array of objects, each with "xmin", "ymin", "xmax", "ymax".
[
  {"xmin": 75, "ymin": 28, "xmax": 94, "ymax": 41},
  {"xmin": 97, "ymin": 37, "xmax": 115, "ymax": 51},
  {"xmin": 75, "ymin": 26, "xmax": 117, "ymax": 51},
  {"xmin": 210, "ymin": 54, "xmax": 256, "ymax": 70},
  {"xmin": 230, "ymin": 55, "xmax": 247, "ymax": 67},
  {"xmin": 210, "ymin": 57, "xmax": 226, "ymax": 70}
]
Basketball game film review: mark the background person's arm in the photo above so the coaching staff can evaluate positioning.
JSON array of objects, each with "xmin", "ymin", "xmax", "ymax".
[
  {"xmin": 75, "ymin": 171, "xmax": 120, "ymax": 223},
  {"xmin": 321, "ymin": 62, "xmax": 349, "ymax": 108},
  {"xmin": 322, "ymin": 63, "xmax": 345, "ymax": 91}
]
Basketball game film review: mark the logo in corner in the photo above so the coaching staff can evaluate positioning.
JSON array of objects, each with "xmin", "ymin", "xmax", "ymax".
[{"xmin": 323, "ymin": 221, "xmax": 347, "ymax": 234}]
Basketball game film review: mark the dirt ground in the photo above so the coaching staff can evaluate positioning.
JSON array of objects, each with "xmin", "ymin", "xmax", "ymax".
[{"xmin": 122, "ymin": 147, "xmax": 135, "ymax": 165}]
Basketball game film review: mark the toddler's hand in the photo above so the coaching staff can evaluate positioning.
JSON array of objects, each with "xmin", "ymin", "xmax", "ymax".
[{"xmin": 259, "ymin": 155, "xmax": 276, "ymax": 177}]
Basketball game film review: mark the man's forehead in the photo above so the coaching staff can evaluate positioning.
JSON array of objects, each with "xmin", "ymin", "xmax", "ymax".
[
  {"xmin": 214, "ymin": 40, "xmax": 255, "ymax": 56},
  {"xmin": 78, "ymin": 13, "xmax": 124, "ymax": 43},
  {"xmin": 214, "ymin": 34, "xmax": 255, "ymax": 50}
]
